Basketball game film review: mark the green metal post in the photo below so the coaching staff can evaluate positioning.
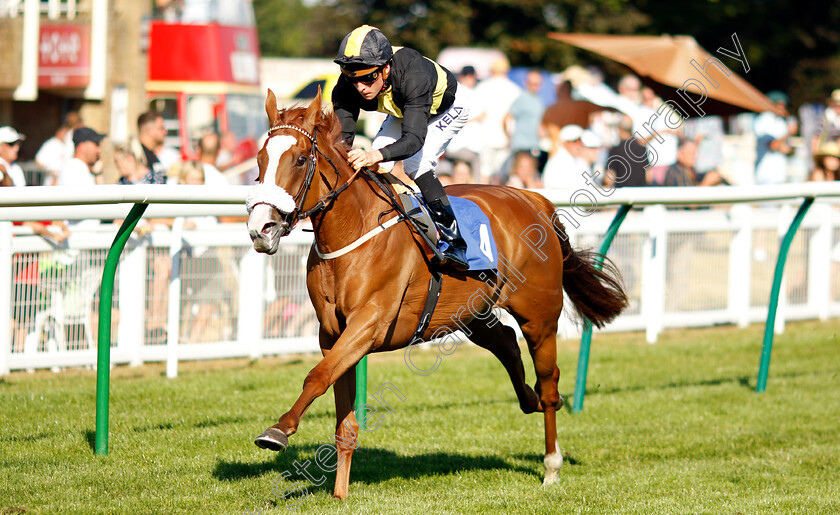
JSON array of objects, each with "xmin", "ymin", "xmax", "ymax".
[
  {"xmin": 95, "ymin": 203, "xmax": 148, "ymax": 455},
  {"xmin": 354, "ymin": 356, "xmax": 368, "ymax": 429},
  {"xmin": 757, "ymin": 197, "xmax": 814, "ymax": 393},
  {"xmin": 572, "ymin": 204, "xmax": 632, "ymax": 413}
]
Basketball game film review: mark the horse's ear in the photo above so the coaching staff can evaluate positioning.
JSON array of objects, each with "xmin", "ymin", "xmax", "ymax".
[
  {"xmin": 266, "ymin": 89, "xmax": 280, "ymax": 127},
  {"xmin": 303, "ymin": 86, "xmax": 323, "ymax": 129}
]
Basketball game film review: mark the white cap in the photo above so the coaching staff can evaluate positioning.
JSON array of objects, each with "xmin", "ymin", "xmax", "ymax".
[
  {"xmin": 581, "ymin": 130, "xmax": 601, "ymax": 148},
  {"xmin": 0, "ymin": 126, "xmax": 25, "ymax": 144},
  {"xmin": 559, "ymin": 124, "xmax": 583, "ymax": 142}
]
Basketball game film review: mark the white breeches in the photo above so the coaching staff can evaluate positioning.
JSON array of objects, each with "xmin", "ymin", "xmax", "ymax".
[{"xmin": 373, "ymin": 87, "xmax": 471, "ymax": 180}]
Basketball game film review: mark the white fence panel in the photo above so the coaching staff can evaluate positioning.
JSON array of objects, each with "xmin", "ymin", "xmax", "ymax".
[{"xmin": 3, "ymin": 184, "xmax": 840, "ymax": 374}]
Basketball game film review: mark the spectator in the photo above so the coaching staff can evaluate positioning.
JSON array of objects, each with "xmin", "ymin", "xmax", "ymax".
[
  {"xmin": 471, "ymin": 57, "xmax": 521, "ymax": 183},
  {"xmin": 451, "ymin": 159, "xmax": 473, "ymax": 185},
  {"xmin": 116, "ymin": 138, "xmax": 162, "ymax": 185},
  {"xmin": 816, "ymin": 89, "xmax": 840, "ymax": 149},
  {"xmin": 173, "ymin": 161, "xmax": 224, "ymax": 342},
  {"xmin": 541, "ymin": 80, "xmax": 614, "ymax": 156},
  {"xmin": 215, "ymin": 131, "xmax": 240, "ymax": 171},
  {"xmin": 683, "ymin": 114, "xmax": 725, "ymax": 182},
  {"xmin": 0, "ymin": 126, "xmax": 27, "ymax": 186},
  {"xmin": 663, "ymin": 138, "xmax": 725, "ymax": 187},
  {"xmin": 604, "ymin": 115, "xmax": 649, "ymax": 188},
  {"xmin": 444, "ymin": 65, "xmax": 483, "ymax": 182},
  {"xmin": 542, "ymin": 124, "xmax": 589, "ymax": 190},
  {"xmin": 35, "ymin": 124, "xmax": 71, "ymax": 185},
  {"xmin": 503, "ymin": 68, "xmax": 546, "ymax": 182},
  {"xmin": 437, "ymin": 160, "xmax": 455, "ymax": 187},
  {"xmin": 754, "ymin": 90, "xmax": 797, "ymax": 185},
  {"xmin": 810, "ymin": 142, "xmax": 840, "ymax": 181},
  {"xmin": 57, "ymin": 127, "xmax": 106, "ymax": 186},
  {"xmin": 62, "ymin": 111, "xmax": 83, "ymax": 165},
  {"xmin": 197, "ymin": 133, "xmax": 228, "ymax": 186},
  {"xmin": 137, "ymin": 111, "xmax": 169, "ymax": 183},
  {"xmin": 506, "ymin": 151, "xmax": 543, "ymax": 189},
  {"xmin": 641, "ymin": 86, "xmax": 660, "ymax": 109}
]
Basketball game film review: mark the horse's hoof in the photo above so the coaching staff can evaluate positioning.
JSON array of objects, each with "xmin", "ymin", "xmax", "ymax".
[{"xmin": 254, "ymin": 427, "xmax": 288, "ymax": 452}]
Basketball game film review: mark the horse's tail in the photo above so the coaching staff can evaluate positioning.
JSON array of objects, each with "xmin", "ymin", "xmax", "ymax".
[{"xmin": 557, "ymin": 231, "xmax": 628, "ymax": 329}]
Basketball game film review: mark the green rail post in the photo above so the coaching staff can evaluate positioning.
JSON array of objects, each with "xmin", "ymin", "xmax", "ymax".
[
  {"xmin": 756, "ymin": 197, "xmax": 814, "ymax": 393},
  {"xmin": 354, "ymin": 356, "xmax": 368, "ymax": 429},
  {"xmin": 95, "ymin": 203, "xmax": 148, "ymax": 455},
  {"xmin": 572, "ymin": 204, "xmax": 632, "ymax": 414}
]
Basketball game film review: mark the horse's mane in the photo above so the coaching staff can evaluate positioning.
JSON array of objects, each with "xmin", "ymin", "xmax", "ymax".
[{"xmin": 276, "ymin": 106, "xmax": 348, "ymax": 160}]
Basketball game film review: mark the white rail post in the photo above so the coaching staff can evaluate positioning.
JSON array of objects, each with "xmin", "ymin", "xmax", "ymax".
[
  {"xmin": 118, "ymin": 237, "xmax": 147, "ymax": 367},
  {"xmin": 643, "ymin": 205, "xmax": 666, "ymax": 343},
  {"xmin": 0, "ymin": 222, "xmax": 13, "ymax": 376},
  {"xmin": 728, "ymin": 204, "xmax": 753, "ymax": 327},
  {"xmin": 166, "ymin": 218, "xmax": 185, "ymax": 378},
  {"xmin": 808, "ymin": 203, "xmax": 832, "ymax": 320},
  {"xmin": 237, "ymin": 249, "xmax": 266, "ymax": 359}
]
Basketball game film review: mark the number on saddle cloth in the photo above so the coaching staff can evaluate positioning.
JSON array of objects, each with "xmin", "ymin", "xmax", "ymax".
[{"xmin": 401, "ymin": 193, "xmax": 499, "ymax": 272}]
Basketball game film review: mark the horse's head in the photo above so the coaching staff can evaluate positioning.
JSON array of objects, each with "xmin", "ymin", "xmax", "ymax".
[{"xmin": 247, "ymin": 88, "xmax": 329, "ymax": 254}]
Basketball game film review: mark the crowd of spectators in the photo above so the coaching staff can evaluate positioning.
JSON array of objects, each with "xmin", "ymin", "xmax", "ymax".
[
  {"xmin": 430, "ymin": 57, "xmax": 839, "ymax": 194},
  {"xmin": 1, "ymin": 109, "xmax": 263, "ymax": 349}
]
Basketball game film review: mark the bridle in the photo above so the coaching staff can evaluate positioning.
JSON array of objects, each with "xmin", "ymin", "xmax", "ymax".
[{"xmin": 253, "ymin": 123, "xmax": 363, "ymax": 229}]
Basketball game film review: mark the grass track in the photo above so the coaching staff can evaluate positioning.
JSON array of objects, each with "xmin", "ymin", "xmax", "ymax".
[{"xmin": 2, "ymin": 320, "xmax": 839, "ymax": 514}]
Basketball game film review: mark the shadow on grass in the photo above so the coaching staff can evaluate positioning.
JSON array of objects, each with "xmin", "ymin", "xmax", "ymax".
[
  {"xmin": 128, "ymin": 415, "xmax": 251, "ymax": 434},
  {"xmin": 84, "ymin": 429, "xmax": 95, "ymax": 452},
  {"xmin": 214, "ymin": 442, "xmax": 542, "ymax": 489},
  {"xmin": 563, "ymin": 374, "xmax": 755, "ymax": 402},
  {"xmin": 0, "ymin": 431, "xmax": 52, "ymax": 444}
]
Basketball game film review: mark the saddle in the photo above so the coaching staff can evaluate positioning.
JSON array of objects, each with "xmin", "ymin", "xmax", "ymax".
[{"xmin": 378, "ymin": 173, "xmax": 439, "ymax": 248}]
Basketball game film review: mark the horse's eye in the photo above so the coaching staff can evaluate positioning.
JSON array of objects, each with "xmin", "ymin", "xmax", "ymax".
[{"xmin": 296, "ymin": 155, "xmax": 307, "ymax": 167}]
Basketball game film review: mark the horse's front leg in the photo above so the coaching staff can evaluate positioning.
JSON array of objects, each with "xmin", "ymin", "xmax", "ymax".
[
  {"xmin": 331, "ymin": 368, "xmax": 358, "ymax": 499},
  {"xmin": 255, "ymin": 312, "xmax": 379, "ymax": 451}
]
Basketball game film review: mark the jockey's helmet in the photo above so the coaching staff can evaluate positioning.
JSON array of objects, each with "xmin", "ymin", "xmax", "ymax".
[{"xmin": 334, "ymin": 25, "xmax": 393, "ymax": 71}]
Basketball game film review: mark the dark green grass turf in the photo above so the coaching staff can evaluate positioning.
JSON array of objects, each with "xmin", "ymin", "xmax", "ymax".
[{"xmin": 2, "ymin": 320, "xmax": 839, "ymax": 514}]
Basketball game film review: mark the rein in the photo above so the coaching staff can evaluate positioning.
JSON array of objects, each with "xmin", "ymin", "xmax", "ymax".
[
  {"xmin": 257, "ymin": 123, "xmax": 443, "ymax": 265},
  {"xmin": 266, "ymin": 124, "xmax": 363, "ymax": 223}
]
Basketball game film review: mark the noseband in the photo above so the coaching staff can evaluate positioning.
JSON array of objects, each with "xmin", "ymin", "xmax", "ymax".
[{"xmin": 246, "ymin": 123, "xmax": 361, "ymax": 230}]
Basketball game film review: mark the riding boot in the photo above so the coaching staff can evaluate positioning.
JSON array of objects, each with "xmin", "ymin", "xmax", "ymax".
[{"xmin": 414, "ymin": 173, "xmax": 470, "ymax": 271}]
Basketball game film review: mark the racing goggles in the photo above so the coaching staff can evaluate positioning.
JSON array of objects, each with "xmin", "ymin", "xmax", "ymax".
[{"xmin": 341, "ymin": 66, "xmax": 383, "ymax": 85}]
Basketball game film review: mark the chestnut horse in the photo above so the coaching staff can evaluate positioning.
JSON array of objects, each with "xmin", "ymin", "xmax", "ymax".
[{"xmin": 246, "ymin": 89, "xmax": 627, "ymax": 499}]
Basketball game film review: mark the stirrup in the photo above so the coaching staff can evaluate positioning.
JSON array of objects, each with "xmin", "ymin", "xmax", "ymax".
[{"xmin": 436, "ymin": 245, "xmax": 469, "ymax": 271}]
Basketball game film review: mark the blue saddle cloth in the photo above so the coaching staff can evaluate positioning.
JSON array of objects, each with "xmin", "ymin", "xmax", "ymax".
[
  {"xmin": 405, "ymin": 194, "xmax": 499, "ymax": 271},
  {"xmin": 443, "ymin": 197, "xmax": 499, "ymax": 271}
]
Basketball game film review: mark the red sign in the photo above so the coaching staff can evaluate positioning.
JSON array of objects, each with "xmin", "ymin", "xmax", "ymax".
[
  {"xmin": 148, "ymin": 23, "xmax": 260, "ymax": 85},
  {"xmin": 38, "ymin": 24, "xmax": 90, "ymax": 88}
]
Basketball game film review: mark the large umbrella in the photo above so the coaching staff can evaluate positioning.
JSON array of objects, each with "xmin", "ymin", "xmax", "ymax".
[{"xmin": 549, "ymin": 33, "xmax": 779, "ymax": 115}]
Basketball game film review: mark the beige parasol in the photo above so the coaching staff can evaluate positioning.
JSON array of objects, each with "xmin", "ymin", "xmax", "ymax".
[{"xmin": 549, "ymin": 33, "xmax": 779, "ymax": 115}]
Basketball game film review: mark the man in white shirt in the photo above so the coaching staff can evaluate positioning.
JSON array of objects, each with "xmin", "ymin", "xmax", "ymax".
[
  {"xmin": 471, "ymin": 58, "xmax": 521, "ymax": 182},
  {"xmin": 57, "ymin": 127, "xmax": 106, "ymax": 186},
  {"xmin": 0, "ymin": 126, "xmax": 28, "ymax": 186},
  {"xmin": 542, "ymin": 124, "xmax": 591, "ymax": 190},
  {"xmin": 35, "ymin": 124, "xmax": 70, "ymax": 185},
  {"xmin": 197, "ymin": 132, "xmax": 229, "ymax": 186}
]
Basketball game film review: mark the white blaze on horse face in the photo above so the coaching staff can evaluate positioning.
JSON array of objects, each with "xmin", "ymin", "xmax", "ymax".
[
  {"xmin": 265, "ymin": 135, "xmax": 296, "ymax": 186},
  {"xmin": 245, "ymin": 134, "xmax": 297, "ymax": 215},
  {"xmin": 246, "ymin": 134, "xmax": 299, "ymax": 249}
]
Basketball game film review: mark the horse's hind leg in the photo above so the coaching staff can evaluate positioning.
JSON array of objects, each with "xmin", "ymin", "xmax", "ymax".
[
  {"xmin": 465, "ymin": 316, "xmax": 541, "ymax": 414},
  {"xmin": 515, "ymin": 315, "xmax": 564, "ymax": 486}
]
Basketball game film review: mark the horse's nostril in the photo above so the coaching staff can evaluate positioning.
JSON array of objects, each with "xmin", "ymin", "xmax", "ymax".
[{"xmin": 262, "ymin": 222, "xmax": 276, "ymax": 235}]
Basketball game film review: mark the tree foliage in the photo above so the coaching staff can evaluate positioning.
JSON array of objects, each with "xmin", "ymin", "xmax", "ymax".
[{"xmin": 253, "ymin": 0, "xmax": 840, "ymax": 105}]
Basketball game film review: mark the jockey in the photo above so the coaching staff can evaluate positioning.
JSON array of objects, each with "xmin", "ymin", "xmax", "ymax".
[{"xmin": 332, "ymin": 25, "xmax": 470, "ymax": 271}]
